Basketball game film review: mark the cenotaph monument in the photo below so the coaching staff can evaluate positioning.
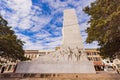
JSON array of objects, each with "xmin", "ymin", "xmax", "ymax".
[{"xmin": 16, "ymin": 9, "xmax": 95, "ymax": 73}]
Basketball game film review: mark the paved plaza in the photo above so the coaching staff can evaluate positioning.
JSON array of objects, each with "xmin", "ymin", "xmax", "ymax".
[{"xmin": 0, "ymin": 73, "xmax": 120, "ymax": 80}]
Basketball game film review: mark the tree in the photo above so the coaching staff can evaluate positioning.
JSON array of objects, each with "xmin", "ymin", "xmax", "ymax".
[
  {"xmin": 83, "ymin": 0, "xmax": 120, "ymax": 59},
  {"xmin": 0, "ymin": 16, "xmax": 28, "ymax": 62}
]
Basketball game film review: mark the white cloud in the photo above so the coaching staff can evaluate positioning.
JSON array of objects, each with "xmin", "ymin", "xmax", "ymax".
[
  {"xmin": 84, "ymin": 41, "xmax": 100, "ymax": 48},
  {"xmin": 34, "ymin": 30, "xmax": 51, "ymax": 39},
  {"xmin": 1, "ymin": 0, "xmax": 52, "ymax": 31},
  {"xmin": 44, "ymin": 40, "xmax": 62, "ymax": 49},
  {"xmin": 5, "ymin": 0, "xmax": 32, "ymax": 13},
  {"xmin": 30, "ymin": 16, "xmax": 52, "ymax": 32},
  {"xmin": 43, "ymin": 36, "xmax": 62, "ymax": 49},
  {"xmin": 16, "ymin": 33, "xmax": 30, "ymax": 42},
  {"xmin": 1, "ymin": 0, "xmax": 32, "ymax": 28},
  {"xmin": 18, "ymin": 17, "xmax": 32, "ymax": 30},
  {"xmin": 16, "ymin": 33, "xmax": 45, "ymax": 50},
  {"xmin": 80, "ymin": 22, "xmax": 89, "ymax": 31},
  {"xmin": 44, "ymin": 36, "xmax": 62, "ymax": 42},
  {"xmin": 42, "ymin": 0, "xmax": 68, "ymax": 9}
]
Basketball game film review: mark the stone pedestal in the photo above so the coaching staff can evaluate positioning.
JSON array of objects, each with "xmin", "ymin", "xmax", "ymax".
[{"xmin": 16, "ymin": 62, "xmax": 95, "ymax": 73}]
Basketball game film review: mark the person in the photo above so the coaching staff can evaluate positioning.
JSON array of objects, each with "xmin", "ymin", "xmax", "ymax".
[
  {"xmin": 1, "ymin": 65, "xmax": 6, "ymax": 73},
  {"xmin": 13, "ymin": 64, "xmax": 17, "ymax": 73}
]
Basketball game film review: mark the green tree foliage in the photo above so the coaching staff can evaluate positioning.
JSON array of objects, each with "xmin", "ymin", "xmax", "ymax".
[
  {"xmin": 84, "ymin": 0, "xmax": 120, "ymax": 59},
  {"xmin": 0, "ymin": 16, "xmax": 28, "ymax": 62}
]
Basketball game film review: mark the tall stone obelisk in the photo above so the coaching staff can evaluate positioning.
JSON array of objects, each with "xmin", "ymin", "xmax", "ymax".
[
  {"xmin": 62, "ymin": 9, "xmax": 84, "ymax": 49},
  {"xmin": 16, "ymin": 9, "xmax": 95, "ymax": 73}
]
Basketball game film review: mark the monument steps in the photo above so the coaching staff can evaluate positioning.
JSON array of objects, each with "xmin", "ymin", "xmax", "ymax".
[{"xmin": 0, "ymin": 73, "xmax": 120, "ymax": 80}]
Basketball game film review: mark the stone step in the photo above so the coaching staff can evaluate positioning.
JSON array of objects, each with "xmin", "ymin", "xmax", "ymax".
[{"xmin": 0, "ymin": 73, "xmax": 120, "ymax": 80}]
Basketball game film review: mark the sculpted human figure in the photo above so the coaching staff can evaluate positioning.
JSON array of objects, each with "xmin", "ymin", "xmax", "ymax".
[
  {"xmin": 68, "ymin": 47, "xmax": 73, "ymax": 61},
  {"xmin": 77, "ymin": 49, "xmax": 81, "ymax": 61}
]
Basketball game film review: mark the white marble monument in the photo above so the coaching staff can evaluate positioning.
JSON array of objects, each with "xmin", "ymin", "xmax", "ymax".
[{"xmin": 16, "ymin": 9, "xmax": 95, "ymax": 73}]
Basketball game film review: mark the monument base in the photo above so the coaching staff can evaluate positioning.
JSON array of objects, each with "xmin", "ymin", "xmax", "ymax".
[{"xmin": 16, "ymin": 60, "xmax": 96, "ymax": 73}]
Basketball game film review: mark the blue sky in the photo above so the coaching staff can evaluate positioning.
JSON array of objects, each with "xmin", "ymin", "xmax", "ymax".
[{"xmin": 0, "ymin": 0, "xmax": 98, "ymax": 50}]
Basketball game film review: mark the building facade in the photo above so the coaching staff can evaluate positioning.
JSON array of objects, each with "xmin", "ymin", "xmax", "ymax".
[
  {"xmin": 85, "ymin": 48, "xmax": 104, "ymax": 71},
  {"xmin": 0, "ymin": 56, "xmax": 16, "ymax": 73},
  {"xmin": 24, "ymin": 50, "xmax": 55, "ymax": 60}
]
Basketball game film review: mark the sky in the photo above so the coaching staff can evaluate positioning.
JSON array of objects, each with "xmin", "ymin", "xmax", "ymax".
[{"xmin": 0, "ymin": 0, "xmax": 99, "ymax": 50}]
